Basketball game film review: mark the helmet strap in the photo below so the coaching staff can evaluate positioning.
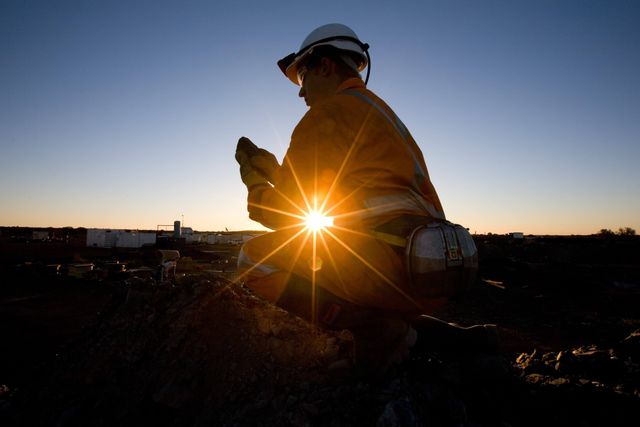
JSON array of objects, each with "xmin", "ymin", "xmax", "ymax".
[{"xmin": 364, "ymin": 49, "xmax": 371, "ymax": 85}]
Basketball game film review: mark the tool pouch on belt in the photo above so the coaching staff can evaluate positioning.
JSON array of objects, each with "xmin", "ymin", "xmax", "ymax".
[{"xmin": 405, "ymin": 221, "xmax": 478, "ymax": 298}]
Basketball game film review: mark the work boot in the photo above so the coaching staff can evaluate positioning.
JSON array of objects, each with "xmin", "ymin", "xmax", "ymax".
[{"xmin": 412, "ymin": 315, "xmax": 500, "ymax": 355}]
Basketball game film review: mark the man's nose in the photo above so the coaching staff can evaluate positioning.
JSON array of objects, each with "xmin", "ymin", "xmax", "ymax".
[{"xmin": 298, "ymin": 86, "xmax": 305, "ymax": 98}]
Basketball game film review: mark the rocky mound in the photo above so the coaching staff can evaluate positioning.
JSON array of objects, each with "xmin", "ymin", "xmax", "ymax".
[
  {"xmin": 513, "ymin": 333, "xmax": 640, "ymax": 426},
  {"xmin": 3, "ymin": 274, "xmax": 639, "ymax": 426},
  {"xmin": 7, "ymin": 276, "xmax": 357, "ymax": 426}
]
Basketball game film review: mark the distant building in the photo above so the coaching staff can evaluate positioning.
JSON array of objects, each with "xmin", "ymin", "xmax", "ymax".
[
  {"xmin": 181, "ymin": 227, "xmax": 204, "ymax": 244},
  {"xmin": 87, "ymin": 229, "xmax": 156, "ymax": 248},
  {"xmin": 206, "ymin": 233, "xmax": 253, "ymax": 245},
  {"xmin": 32, "ymin": 230, "xmax": 50, "ymax": 241},
  {"xmin": 510, "ymin": 232, "xmax": 524, "ymax": 239}
]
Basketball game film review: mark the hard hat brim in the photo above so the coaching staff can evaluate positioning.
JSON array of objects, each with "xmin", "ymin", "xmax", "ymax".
[{"xmin": 277, "ymin": 52, "xmax": 296, "ymax": 77}]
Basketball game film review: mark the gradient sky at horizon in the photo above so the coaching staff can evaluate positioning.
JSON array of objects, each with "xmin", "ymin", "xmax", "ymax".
[{"xmin": 1, "ymin": 0, "xmax": 639, "ymax": 235}]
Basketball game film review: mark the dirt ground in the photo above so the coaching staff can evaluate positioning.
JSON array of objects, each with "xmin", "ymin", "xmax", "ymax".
[
  {"xmin": 443, "ymin": 236, "xmax": 640, "ymax": 354},
  {"xmin": 0, "ymin": 233, "xmax": 638, "ymax": 426}
]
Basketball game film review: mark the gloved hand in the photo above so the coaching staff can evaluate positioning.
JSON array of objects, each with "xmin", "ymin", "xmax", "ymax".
[
  {"xmin": 236, "ymin": 137, "xmax": 270, "ymax": 190},
  {"xmin": 236, "ymin": 136, "xmax": 261, "ymax": 165},
  {"xmin": 236, "ymin": 136, "xmax": 280, "ymax": 183},
  {"xmin": 250, "ymin": 148, "xmax": 280, "ymax": 183},
  {"xmin": 239, "ymin": 162, "xmax": 269, "ymax": 190}
]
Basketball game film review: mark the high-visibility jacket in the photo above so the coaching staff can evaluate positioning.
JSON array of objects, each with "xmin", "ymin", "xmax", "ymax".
[
  {"xmin": 241, "ymin": 77, "xmax": 446, "ymax": 312},
  {"xmin": 247, "ymin": 77, "xmax": 444, "ymax": 232}
]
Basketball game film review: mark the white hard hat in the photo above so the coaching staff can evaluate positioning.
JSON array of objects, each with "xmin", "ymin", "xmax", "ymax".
[{"xmin": 277, "ymin": 23, "xmax": 370, "ymax": 86}]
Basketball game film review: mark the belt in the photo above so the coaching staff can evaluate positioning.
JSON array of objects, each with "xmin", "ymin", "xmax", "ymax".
[{"xmin": 371, "ymin": 215, "xmax": 442, "ymax": 248}]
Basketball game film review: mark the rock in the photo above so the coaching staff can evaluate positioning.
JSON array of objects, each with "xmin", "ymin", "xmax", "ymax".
[
  {"xmin": 377, "ymin": 397, "xmax": 421, "ymax": 427},
  {"xmin": 256, "ymin": 315, "xmax": 272, "ymax": 334},
  {"xmin": 548, "ymin": 377, "xmax": 570, "ymax": 386},
  {"xmin": 525, "ymin": 373, "xmax": 547, "ymax": 384},
  {"xmin": 617, "ymin": 329, "xmax": 640, "ymax": 359},
  {"xmin": 555, "ymin": 350, "xmax": 578, "ymax": 374}
]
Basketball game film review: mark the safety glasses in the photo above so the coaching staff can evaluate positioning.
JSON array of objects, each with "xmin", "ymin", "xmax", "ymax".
[{"xmin": 296, "ymin": 66, "xmax": 308, "ymax": 85}]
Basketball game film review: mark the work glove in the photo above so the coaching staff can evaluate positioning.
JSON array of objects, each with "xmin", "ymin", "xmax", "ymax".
[
  {"xmin": 236, "ymin": 136, "xmax": 261, "ymax": 165},
  {"xmin": 236, "ymin": 136, "xmax": 280, "ymax": 183},
  {"xmin": 250, "ymin": 148, "xmax": 280, "ymax": 183},
  {"xmin": 236, "ymin": 137, "xmax": 270, "ymax": 190},
  {"xmin": 239, "ymin": 162, "xmax": 269, "ymax": 191}
]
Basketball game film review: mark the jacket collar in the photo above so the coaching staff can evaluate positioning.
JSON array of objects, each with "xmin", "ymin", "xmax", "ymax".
[{"xmin": 336, "ymin": 77, "xmax": 366, "ymax": 93}]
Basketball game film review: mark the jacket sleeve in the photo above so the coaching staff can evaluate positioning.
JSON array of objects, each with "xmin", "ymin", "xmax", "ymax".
[{"xmin": 246, "ymin": 106, "xmax": 352, "ymax": 230}]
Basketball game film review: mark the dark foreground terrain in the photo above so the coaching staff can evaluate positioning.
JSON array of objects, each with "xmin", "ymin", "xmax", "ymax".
[{"xmin": 0, "ymin": 232, "xmax": 638, "ymax": 426}]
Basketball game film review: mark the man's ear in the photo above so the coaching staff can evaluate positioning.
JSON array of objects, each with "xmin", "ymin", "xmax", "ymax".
[{"xmin": 318, "ymin": 57, "xmax": 336, "ymax": 77}]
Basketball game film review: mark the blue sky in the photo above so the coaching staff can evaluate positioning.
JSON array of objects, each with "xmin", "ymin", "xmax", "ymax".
[{"xmin": 1, "ymin": 0, "xmax": 639, "ymax": 234}]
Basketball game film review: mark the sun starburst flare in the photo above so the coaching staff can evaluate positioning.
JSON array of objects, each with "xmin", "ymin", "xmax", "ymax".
[
  {"xmin": 304, "ymin": 210, "xmax": 334, "ymax": 233},
  {"xmin": 235, "ymin": 113, "xmax": 426, "ymax": 321}
]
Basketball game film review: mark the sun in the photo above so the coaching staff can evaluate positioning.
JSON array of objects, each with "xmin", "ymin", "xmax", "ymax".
[{"xmin": 304, "ymin": 209, "xmax": 334, "ymax": 233}]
